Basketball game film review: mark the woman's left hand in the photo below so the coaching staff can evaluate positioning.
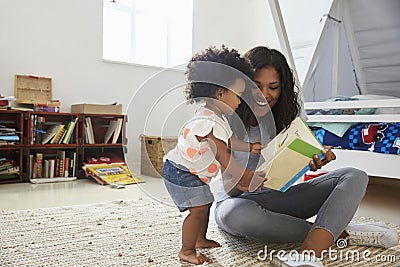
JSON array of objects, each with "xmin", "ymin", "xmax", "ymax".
[{"xmin": 309, "ymin": 146, "xmax": 336, "ymax": 171}]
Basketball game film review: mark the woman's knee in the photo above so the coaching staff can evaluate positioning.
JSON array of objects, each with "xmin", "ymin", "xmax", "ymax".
[
  {"xmin": 338, "ymin": 167, "xmax": 369, "ymax": 191},
  {"xmin": 218, "ymin": 199, "xmax": 260, "ymax": 233}
]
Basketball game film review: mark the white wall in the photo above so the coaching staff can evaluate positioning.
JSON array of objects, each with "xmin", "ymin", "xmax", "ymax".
[
  {"xmin": 0, "ymin": 0, "xmax": 331, "ymax": 169},
  {"xmin": 0, "ymin": 0, "xmax": 189, "ymax": 168},
  {"xmin": 193, "ymin": 0, "xmax": 280, "ymax": 53},
  {"xmin": 193, "ymin": 0, "xmax": 332, "ymax": 84}
]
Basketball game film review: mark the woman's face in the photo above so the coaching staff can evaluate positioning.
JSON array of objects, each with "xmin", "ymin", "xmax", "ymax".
[{"xmin": 251, "ymin": 66, "xmax": 281, "ymax": 117}]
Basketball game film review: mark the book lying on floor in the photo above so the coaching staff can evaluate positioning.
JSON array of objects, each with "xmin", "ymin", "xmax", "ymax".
[
  {"xmin": 84, "ymin": 163, "xmax": 144, "ymax": 185},
  {"xmin": 257, "ymin": 117, "xmax": 324, "ymax": 192}
]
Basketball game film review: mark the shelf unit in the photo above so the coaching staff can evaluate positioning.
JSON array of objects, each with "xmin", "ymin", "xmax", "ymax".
[
  {"xmin": 0, "ymin": 110, "xmax": 24, "ymax": 183},
  {"xmin": 0, "ymin": 110, "xmax": 126, "ymax": 183},
  {"xmin": 77, "ymin": 113, "xmax": 127, "ymax": 178},
  {"xmin": 25, "ymin": 112, "xmax": 80, "ymax": 181}
]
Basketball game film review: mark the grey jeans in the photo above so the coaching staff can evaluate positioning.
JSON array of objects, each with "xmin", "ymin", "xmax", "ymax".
[{"xmin": 214, "ymin": 167, "xmax": 368, "ymax": 243}]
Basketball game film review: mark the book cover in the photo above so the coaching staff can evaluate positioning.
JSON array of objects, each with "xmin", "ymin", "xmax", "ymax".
[
  {"xmin": 87, "ymin": 117, "xmax": 95, "ymax": 144},
  {"xmin": 42, "ymin": 124, "xmax": 61, "ymax": 144},
  {"xmin": 49, "ymin": 159, "xmax": 55, "ymax": 178},
  {"xmin": 62, "ymin": 117, "xmax": 78, "ymax": 144},
  {"xmin": 112, "ymin": 118, "xmax": 123, "ymax": 144},
  {"xmin": 84, "ymin": 163, "xmax": 143, "ymax": 185},
  {"xmin": 84, "ymin": 117, "xmax": 95, "ymax": 144},
  {"xmin": 50, "ymin": 125, "xmax": 65, "ymax": 144},
  {"xmin": 104, "ymin": 119, "xmax": 118, "ymax": 144},
  {"xmin": 57, "ymin": 150, "xmax": 66, "ymax": 177},
  {"xmin": 64, "ymin": 157, "xmax": 70, "ymax": 177},
  {"xmin": 36, "ymin": 153, "xmax": 43, "ymax": 178},
  {"xmin": 257, "ymin": 117, "xmax": 324, "ymax": 192}
]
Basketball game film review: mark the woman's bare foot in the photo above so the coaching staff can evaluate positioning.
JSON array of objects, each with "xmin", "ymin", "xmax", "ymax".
[
  {"xmin": 196, "ymin": 238, "xmax": 221, "ymax": 248},
  {"xmin": 178, "ymin": 249, "xmax": 213, "ymax": 265}
]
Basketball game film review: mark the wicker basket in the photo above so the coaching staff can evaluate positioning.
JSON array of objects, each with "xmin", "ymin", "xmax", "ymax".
[{"xmin": 140, "ymin": 135, "xmax": 178, "ymax": 177}]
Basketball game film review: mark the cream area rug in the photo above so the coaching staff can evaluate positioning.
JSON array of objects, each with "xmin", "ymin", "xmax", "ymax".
[{"xmin": 1, "ymin": 199, "xmax": 399, "ymax": 267}]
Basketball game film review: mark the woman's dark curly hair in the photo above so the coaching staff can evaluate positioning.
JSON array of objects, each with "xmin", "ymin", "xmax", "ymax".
[
  {"xmin": 238, "ymin": 46, "xmax": 300, "ymax": 133},
  {"xmin": 185, "ymin": 45, "xmax": 254, "ymax": 103}
]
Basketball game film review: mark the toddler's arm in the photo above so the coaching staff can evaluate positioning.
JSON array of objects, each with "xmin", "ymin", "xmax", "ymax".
[
  {"xmin": 229, "ymin": 136, "xmax": 263, "ymax": 154},
  {"xmin": 204, "ymin": 133, "xmax": 265, "ymax": 192}
]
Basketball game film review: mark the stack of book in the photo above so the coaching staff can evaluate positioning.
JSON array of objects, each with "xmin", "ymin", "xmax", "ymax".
[
  {"xmin": 0, "ymin": 125, "xmax": 20, "ymax": 145},
  {"xmin": 0, "ymin": 158, "xmax": 19, "ymax": 180},
  {"xmin": 33, "ymin": 100, "xmax": 61, "ymax": 112},
  {"xmin": 37, "ymin": 117, "xmax": 78, "ymax": 144},
  {"xmin": 0, "ymin": 95, "xmax": 14, "ymax": 110},
  {"xmin": 29, "ymin": 151, "xmax": 77, "ymax": 183}
]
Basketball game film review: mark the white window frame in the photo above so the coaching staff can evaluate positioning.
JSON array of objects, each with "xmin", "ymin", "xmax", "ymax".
[{"xmin": 103, "ymin": 0, "xmax": 193, "ymax": 69}]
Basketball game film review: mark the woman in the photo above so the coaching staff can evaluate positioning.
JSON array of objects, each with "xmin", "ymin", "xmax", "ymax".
[{"xmin": 214, "ymin": 46, "xmax": 399, "ymax": 266}]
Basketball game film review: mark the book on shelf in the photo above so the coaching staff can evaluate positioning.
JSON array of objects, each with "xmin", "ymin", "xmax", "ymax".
[
  {"xmin": 44, "ymin": 160, "xmax": 50, "ymax": 178},
  {"xmin": 0, "ymin": 135, "xmax": 20, "ymax": 141},
  {"xmin": 0, "ymin": 125, "xmax": 20, "ymax": 142},
  {"xmin": 104, "ymin": 119, "xmax": 117, "ymax": 143},
  {"xmin": 256, "ymin": 117, "xmax": 324, "ymax": 192},
  {"xmin": 36, "ymin": 153, "xmax": 43, "ymax": 178},
  {"xmin": 0, "ymin": 159, "xmax": 19, "ymax": 180},
  {"xmin": 112, "ymin": 118, "xmax": 123, "ymax": 144},
  {"xmin": 57, "ymin": 150, "xmax": 65, "ymax": 177},
  {"xmin": 28, "ymin": 150, "xmax": 77, "ymax": 180},
  {"xmin": 50, "ymin": 125, "xmax": 65, "ymax": 144},
  {"xmin": 104, "ymin": 118, "xmax": 123, "ymax": 144},
  {"xmin": 84, "ymin": 117, "xmax": 95, "ymax": 144},
  {"xmin": 62, "ymin": 117, "xmax": 78, "ymax": 144},
  {"xmin": 49, "ymin": 159, "xmax": 55, "ymax": 178},
  {"xmin": 28, "ymin": 155, "xmax": 34, "ymax": 179},
  {"xmin": 42, "ymin": 124, "xmax": 62, "ymax": 144},
  {"xmin": 64, "ymin": 157, "xmax": 70, "ymax": 177}
]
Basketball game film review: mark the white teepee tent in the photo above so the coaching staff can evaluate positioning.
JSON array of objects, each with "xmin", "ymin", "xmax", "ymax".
[{"xmin": 301, "ymin": 0, "xmax": 400, "ymax": 102}]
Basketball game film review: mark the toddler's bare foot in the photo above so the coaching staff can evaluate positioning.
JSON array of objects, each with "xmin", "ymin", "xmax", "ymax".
[
  {"xmin": 196, "ymin": 238, "xmax": 221, "ymax": 248},
  {"xmin": 179, "ymin": 249, "xmax": 213, "ymax": 265}
]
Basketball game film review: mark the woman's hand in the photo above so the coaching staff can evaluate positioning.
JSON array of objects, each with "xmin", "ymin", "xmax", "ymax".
[
  {"xmin": 250, "ymin": 142, "xmax": 264, "ymax": 154},
  {"xmin": 309, "ymin": 146, "xmax": 336, "ymax": 171}
]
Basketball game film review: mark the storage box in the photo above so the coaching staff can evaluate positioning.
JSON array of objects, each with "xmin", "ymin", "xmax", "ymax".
[
  {"xmin": 14, "ymin": 74, "xmax": 52, "ymax": 104},
  {"xmin": 140, "ymin": 135, "xmax": 178, "ymax": 177},
  {"xmin": 71, "ymin": 104, "xmax": 122, "ymax": 114}
]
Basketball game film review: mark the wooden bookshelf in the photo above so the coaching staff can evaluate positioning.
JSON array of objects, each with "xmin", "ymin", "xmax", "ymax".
[
  {"xmin": 0, "ymin": 110, "xmax": 126, "ymax": 183},
  {"xmin": 0, "ymin": 110, "xmax": 24, "ymax": 183}
]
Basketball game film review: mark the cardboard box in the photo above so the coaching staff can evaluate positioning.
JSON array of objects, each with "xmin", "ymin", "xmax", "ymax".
[
  {"xmin": 14, "ymin": 74, "xmax": 52, "ymax": 104},
  {"xmin": 140, "ymin": 135, "xmax": 178, "ymax": 177},
  {"xmin": 71, "ymin": 104, "xmax": 122, "ymax": 114}
]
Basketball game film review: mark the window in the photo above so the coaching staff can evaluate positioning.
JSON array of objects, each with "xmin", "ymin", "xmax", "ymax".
[{"xmin": 103, "ymin": 0, "xmax": 193, "ymax": 68}]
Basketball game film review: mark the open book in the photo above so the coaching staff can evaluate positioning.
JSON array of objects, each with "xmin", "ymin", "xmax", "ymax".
[{"xmin": 256, "ymin": 117, "xmax": 324, "ymax": 192}]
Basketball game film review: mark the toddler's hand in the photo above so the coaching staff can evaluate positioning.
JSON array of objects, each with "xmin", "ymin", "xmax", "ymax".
[{"xmin": 250, "ymin": 142, "xmax": 264, "ymax": 154}]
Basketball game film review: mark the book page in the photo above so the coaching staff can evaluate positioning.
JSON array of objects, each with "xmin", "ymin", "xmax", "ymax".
[
  {"xmin": 262, "ymin": 147, "xmax": 312, "ymax": 190},
  {"xmin": 260, "ymin": 117, "xmax": 323, "ymax": 162},
  {"xmin": 257, "ymin": 117, "xmax": 324, "ymax": 191}
]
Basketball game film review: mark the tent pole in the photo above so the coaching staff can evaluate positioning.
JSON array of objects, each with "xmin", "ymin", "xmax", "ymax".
[
  {"xmin": 331, "ymin": 0, "xmax": 342, "ymax": 96},
  {"xmin": 302, "ymin": 0, "xmax": 336, "ymax": 90},
  {"xmin": 267, "ymin": 0, "xmax": 300, "ymax": 89},
  {"xmin": 341, "ymin": 0, "xmax": 366, "ymax": 94}
]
